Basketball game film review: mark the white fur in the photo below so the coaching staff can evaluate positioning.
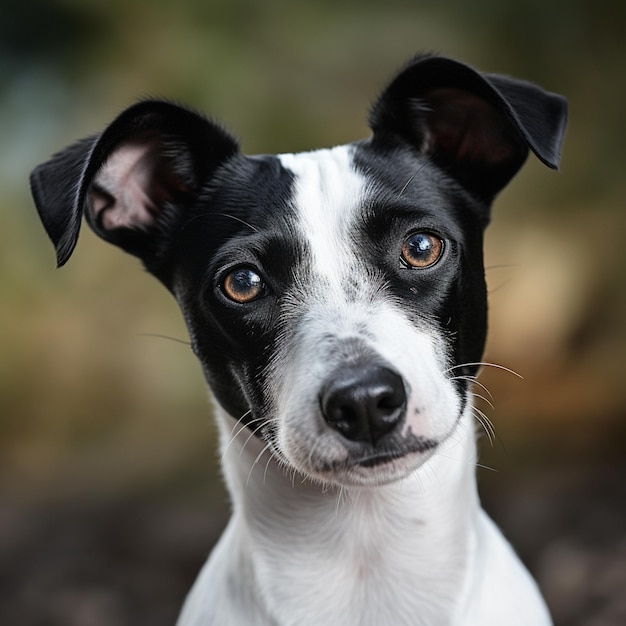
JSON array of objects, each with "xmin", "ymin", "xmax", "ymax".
[
  {"xmin": 178, "ymin": 406, "xmax": 550, "ymax": 625},
  {"xmin": 176, "ymin": 147, "xmax": 552, "ymax": 625}
]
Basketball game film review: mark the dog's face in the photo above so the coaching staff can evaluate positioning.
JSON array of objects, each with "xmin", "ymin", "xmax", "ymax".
[
  {"xmin": 31, "ymin": 56, "xmax": 567, "ymax": 487},
  {"xmin": 177, "ymin": 144, "xmax": 489, "ymax": 486}
]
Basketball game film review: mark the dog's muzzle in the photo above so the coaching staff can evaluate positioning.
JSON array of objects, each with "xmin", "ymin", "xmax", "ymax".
[{"xmin": 319, "ymin": 364, "xmax": 406, "ymax": 444}]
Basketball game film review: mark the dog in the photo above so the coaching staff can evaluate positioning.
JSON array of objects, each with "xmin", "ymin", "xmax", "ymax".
[{"xmin": 31, "ymin": 54, "xmax": 567, "ymax": 625}]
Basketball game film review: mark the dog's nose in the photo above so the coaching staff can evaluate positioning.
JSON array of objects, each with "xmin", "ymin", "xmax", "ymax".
[{"xmin": 320, "ymin": 365, "xmax": 406, "ymax": 444}]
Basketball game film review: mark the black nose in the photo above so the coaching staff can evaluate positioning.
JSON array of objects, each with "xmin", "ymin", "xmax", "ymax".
[{"xmin": 320, "ymin": 365, "xmax": 406, "ymax": 444}]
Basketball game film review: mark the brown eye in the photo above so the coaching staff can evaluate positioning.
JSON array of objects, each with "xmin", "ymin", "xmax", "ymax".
[
  {"xmin": 401, "ymin": 232, "xmax": 443, "ymax": 269},
  {"xmin": 221, "ymin": 267, "xmax": 266, "ymax": 303}
]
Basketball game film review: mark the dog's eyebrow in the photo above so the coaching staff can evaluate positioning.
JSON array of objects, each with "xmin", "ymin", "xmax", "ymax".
[{"xmin": 362, "ymin": 198, "xmax": 440, "ymax": 225}]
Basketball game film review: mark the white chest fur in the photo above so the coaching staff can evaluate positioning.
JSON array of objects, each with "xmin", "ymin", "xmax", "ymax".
[{"xmin": 177, "ymin": 405, "xmax": 551, "ymax": 626}]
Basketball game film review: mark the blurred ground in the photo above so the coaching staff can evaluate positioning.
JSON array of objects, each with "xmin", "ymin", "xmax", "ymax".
[{"xmin": 2, "ymin": 1, "xmax": 625, "ymax": 625}]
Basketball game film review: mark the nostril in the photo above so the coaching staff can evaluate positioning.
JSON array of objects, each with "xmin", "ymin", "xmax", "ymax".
[
  {"xmin": 320, "ymin": 364, "xmax": 406, "ymax": 444},
  {"xmin": 377, "ymin": 388, "xmax": 404, "ymax": 411},
  {"xmin": 324, "ymin": 405, "xmax": 356, "ymax": 436}
]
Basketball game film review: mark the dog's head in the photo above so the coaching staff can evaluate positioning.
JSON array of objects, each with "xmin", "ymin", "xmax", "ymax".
[{"xmin": 31, "ymin": 56, "xmax": 567, "ymax": 486}]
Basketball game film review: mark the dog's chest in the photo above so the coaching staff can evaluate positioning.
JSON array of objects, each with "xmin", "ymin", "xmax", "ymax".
[{"xmin": 240, "ymin": 468, "xmax": 473, "ymax": 626}]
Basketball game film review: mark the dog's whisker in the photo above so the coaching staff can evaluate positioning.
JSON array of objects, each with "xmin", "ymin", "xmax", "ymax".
[
  {"xmin": 397, "ymin": 157, "xmax": 432, "ymax": 198},
  {"xmin": 485, "ymin": 263, "xmax": 519, "ymax": 271},
  {"xmin": 476, "ymin": 463, "xmax": 498, "ymax": 473},
  {"xmin": 473, "ymin": 418, "xmax": 493, "ymax": 446},
  {"xmin": 229, "ymin": 410, "xmax": 253, "ymax": 436},
  {"xmin": 334, "ymin": 487, "xmax": 343, "ymax": 516},
  {"xmin": 337, "ymin": 484, "xmax": 355, "ymax": 514},
  {"xmin": 221, "ymin": 418, "xmax": 265, "ymax": 464},
  {"xmin": 238, "ymin": 420, "xmax": 270, "ymax": 458},
  {"xmin": 467, "ymin": 378, "xmax": 495, "ymax": 401},
  {"xmin": 473, "ymin": 404, "xmax": 496, "ymax": 436},
  {"xmin": 215, "ymin": 212, "xmax": 259, "ymax": 233},
  {"xmin": 262, "ymin": 452, "xmax": 274, "ymax": 485},
  {"xmin": 137, "ymin": 332, "xmax": 192, "ymax": 347},
  {"xmin": 470, "ymin": 392, "xmax": 495, "ymax": 411},
  {"xmin": 410, "ymin": 465, "xmax": 428, "ymax": 492},
  {"xmin": 245, "ymin": 442, "xmax": 272, "ymax": 491},
  {"xmin": 220, "ymin": 413, "xmax": 262, "ymax": 462},
  {"xmin": 398, "ymin": 172, "xmax": 417, "ymax": 198},
  {"xmin": 444, "ymin": 362, "xmax": 524, "ymax": 380},
  {"xmin": 182, "ymin": 211, "xmax": 260, "ymax": 234},
  {"xmin": 450, "ymin": 374, "xmax": 495, "ymax": 401},
  {"xmin": 472, "ymin": 407, "xmax": 497, "ymax": 446},
  {"xmin": 488, "ymin": 278, "xmax": 514, "ymax": 295}
]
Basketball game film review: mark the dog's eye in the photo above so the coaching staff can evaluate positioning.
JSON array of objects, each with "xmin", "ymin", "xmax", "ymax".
[
  {"xmin": 401, "ymin": 232, "xmax": 443, "ymax": 269},
  {"xmin": 221, "ymin": 266, "xmax": 266, "ymax": 303}
]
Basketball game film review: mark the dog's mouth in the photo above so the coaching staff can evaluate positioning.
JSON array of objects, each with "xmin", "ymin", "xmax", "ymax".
[
  {"xmin": 292, "ymin": 433, "xmax": 445, "ymax": 487},
  {"xmin": 272, "ymin": 401, "xmax": 465, "ymax": 487},
  {"xmin": 352, "ymin": 438, "xmax": 439, "ymax": 468},
  {"xmin": 260, "ymin": 423, "xmax": 440, "ymax": 486},
  {"xmin": 356, "ymin": 452, "xmax": 407, "ymax": 468}
]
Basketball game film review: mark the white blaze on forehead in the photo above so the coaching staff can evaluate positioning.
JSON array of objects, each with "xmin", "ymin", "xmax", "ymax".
[
  {"xmin": 278, "ymin": 146, "xmax": 367, "ymax": 282},
  {"xmin": 270, "ymin": 147, "xmax": 463, "ymax": 480}
]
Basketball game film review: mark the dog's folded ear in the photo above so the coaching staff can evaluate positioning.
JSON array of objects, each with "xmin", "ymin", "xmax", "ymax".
[
  {"xmin": 30, "ymin": 100, "xmax": 239, "ymax": 271},
  {"xmin": 369, "ymin": 55, "xmax": 568, "ymax": 200}
]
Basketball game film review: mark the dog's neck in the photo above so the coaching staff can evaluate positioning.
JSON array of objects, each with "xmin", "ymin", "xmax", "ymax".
[{"xmin": 216, "ymin": 403, "xmax": 482, "ymax": 624}]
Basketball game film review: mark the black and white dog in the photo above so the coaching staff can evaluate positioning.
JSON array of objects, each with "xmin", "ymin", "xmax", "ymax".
[{"xmin": 31, "ymin": 55, "xmax": 567, "ymax": 625}]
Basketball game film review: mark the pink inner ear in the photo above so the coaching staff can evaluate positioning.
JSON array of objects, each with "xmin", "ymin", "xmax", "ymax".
[
  {"xmin": 89, "ymin": 135, "xmax": 170, "ymax": 231},
  {"xmin": 424, "ymin": 88, "xmax": 516, "ymax": 167}
]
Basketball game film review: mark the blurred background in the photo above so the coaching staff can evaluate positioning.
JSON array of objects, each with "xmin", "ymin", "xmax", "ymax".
[{"xmin": 1, "ymin": 0, "xmax": 625, "ymax": 624}]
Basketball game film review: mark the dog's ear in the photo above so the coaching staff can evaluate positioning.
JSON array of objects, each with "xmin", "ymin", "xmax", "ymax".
[
  {"xmin": 369, "ymin": 55, "xmax": 568, "ymax": 200},
  {"xmin": 30, "ymin": 100, "xmax": 239, "ymax": 272}
]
